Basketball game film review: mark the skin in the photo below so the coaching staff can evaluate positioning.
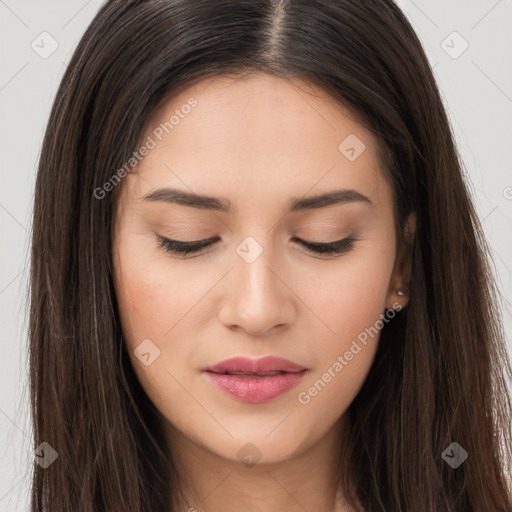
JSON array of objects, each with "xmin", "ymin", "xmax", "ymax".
[{"xmin": 112, "ymin": 73, "xmax": 415, "ymax": 512}]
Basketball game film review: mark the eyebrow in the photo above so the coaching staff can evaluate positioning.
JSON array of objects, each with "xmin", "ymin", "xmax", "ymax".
[{"xmin": 142, "ymin": 187, "xmax": 373, "ymax": 212}]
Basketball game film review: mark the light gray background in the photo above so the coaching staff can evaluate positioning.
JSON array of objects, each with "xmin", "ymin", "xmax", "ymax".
[{"xmin": 1, "ymin": 1, "xmax": 511, "ymax": 510}]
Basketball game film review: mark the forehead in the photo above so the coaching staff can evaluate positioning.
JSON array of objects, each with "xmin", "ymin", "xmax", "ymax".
[
  {"xmin": 126, "ymin": 73, "xmax": 390, "ymax": 212},
  {"xmin": 144, "ymin": 72, "xmax": 374, "ymax": 152}
]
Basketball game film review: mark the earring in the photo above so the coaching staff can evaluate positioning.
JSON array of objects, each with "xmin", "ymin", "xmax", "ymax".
[{"xmin": 397, "ymin": 289, "xmax": 405, "ymax": 296}]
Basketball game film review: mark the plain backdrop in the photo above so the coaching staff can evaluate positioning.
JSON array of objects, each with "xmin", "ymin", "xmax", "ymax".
[{"xmin": 1, "ymin": 1, "xmax": 511, "ymax": 510}]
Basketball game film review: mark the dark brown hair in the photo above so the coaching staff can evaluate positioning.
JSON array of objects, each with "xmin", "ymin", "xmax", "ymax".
[{"xmin": 29, "ymin": 0, "xmax": 512, "ymax": 510}]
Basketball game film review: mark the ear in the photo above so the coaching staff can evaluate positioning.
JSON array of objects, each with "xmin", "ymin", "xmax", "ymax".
[{"xmin": 386, "ymin": 212, "xmax": 416, "ymax": 310}]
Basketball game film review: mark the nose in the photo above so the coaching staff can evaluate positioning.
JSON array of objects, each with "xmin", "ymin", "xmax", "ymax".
[{"xmin": 218, "ymin": 244, "xmax": 296, "ymax": 337}]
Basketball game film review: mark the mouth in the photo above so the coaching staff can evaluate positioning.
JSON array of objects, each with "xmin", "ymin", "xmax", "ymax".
[
  {"xmin": 202, "ymin": 356, "xmax": 308, "ymax": 403},
  {"xmin": 203, "ymin": 355, "xmax": 307, "ymax": 374},
  {"xmin": 210, "ymin": 370, "xmax": 290, "ymax": 376}
]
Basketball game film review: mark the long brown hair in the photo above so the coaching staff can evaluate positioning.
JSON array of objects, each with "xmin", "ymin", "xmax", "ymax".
[{"xmin": 29, "ymin": 1, "xmax": 512, "ymax": 510}]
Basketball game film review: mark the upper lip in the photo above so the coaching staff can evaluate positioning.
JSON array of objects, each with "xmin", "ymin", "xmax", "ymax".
[{"xmin": 203, "ymin": 356, "xmax": 307, "ymax": 374}]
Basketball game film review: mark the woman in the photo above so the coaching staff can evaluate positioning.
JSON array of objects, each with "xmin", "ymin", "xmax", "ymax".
[{"xmin": 29, "ymin": 1, "xmax": 512, "ymax": 510}]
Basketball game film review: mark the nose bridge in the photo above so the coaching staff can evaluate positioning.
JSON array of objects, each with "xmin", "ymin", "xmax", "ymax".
[{"xmin": 219, "ymin": 234, "xmax": 295, "ymax": 335}]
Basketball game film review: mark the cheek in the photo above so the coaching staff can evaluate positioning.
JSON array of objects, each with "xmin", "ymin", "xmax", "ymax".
[
  {"xmin": 115, "ymin": 266, "xmax": 165, "ymax": 342},
  {"xmin": 311, "ymin": 282, "xmax": 385, "ymax": 387},
  {"xmin": 113, "ymin": 238, "xmax": 211, "ymax": 384},
  {"xmin": 296, "ymin": 248, "xmax": 395, "ymax": 404},
  {"xmin": 308, "ymin": 259, "xmax": 393, "ymax": 347},
  {"xmin": 295, "ymin": 282, "xmax": 387, "ymax": 427},
  {"xmin": 114, "ymin": 236, "xmax": 186, "ymax": 343},
  {"xmin": 114, "ymin": 246, "xmax": 201, "ymax": 421}
]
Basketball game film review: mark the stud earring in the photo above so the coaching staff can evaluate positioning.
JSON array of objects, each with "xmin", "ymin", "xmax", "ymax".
[{"xmin": 397, "ymin": 289, "xmax": 405, "ymax": 296}]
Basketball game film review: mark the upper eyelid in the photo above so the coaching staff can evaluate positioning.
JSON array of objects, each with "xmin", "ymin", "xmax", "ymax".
[
  {"xmin": 157, "ymin": 235, "xmax": 350, "ymax": 245},
  {"xmin": 156, "ymin": 234, "xmax": 355, "ymax": 256}
]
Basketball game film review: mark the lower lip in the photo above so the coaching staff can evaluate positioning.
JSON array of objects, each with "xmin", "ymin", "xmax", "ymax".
[{"xmin": 204, "ymin": 370, "xmax": 307, "ymax": 403}]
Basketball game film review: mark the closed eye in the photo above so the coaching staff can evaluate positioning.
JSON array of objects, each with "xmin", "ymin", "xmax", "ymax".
[
  {"xmin": 292, "ymin": 236, "xmax": 356, "ymax": 255},
  {"xmin": 156, "ymin": 235, "xmax": 356, "ymax": 256}
]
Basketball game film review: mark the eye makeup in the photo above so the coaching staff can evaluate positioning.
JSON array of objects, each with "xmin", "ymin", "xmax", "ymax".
[{"xmin": 156, "ymin": 234, "xmax": 357, "ymax": 257}]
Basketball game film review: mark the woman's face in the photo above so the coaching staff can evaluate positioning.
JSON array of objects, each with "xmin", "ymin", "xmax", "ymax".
[{"xmin": 113, "ymin": 73, "xmax": 411, "ymax": 466}]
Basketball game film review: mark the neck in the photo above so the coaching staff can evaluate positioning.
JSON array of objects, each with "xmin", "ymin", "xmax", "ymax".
[{"xmin": 165, "ymin": 416, "xmax": 357, "ymax": 512}]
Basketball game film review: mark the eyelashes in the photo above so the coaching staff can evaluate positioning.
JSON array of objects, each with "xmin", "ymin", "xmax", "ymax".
[
  {"xmin": 156, "ymin": 236, "xmax": 218, "ymax": 256},
  {"xmin": 156, "ymin": 235, "xmax": 356, "ymax": 257},
  {"xmin": 292, "ymin": 236, "xmax": 356, "ymax": 255}
]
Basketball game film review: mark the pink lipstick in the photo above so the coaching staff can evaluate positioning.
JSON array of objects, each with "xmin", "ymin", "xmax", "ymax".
[{"xmin": 202, "ymin": 356, "xmax": 308, "ymax": 403}]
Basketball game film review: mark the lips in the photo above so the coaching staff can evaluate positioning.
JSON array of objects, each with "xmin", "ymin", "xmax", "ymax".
[
  {"xmin": 202, "ymin": 356, "xmax": 308, "ymax": 403},
  {"xmin": 203, "ymin": 356, "xmax": 306, "ymax": 375}
]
